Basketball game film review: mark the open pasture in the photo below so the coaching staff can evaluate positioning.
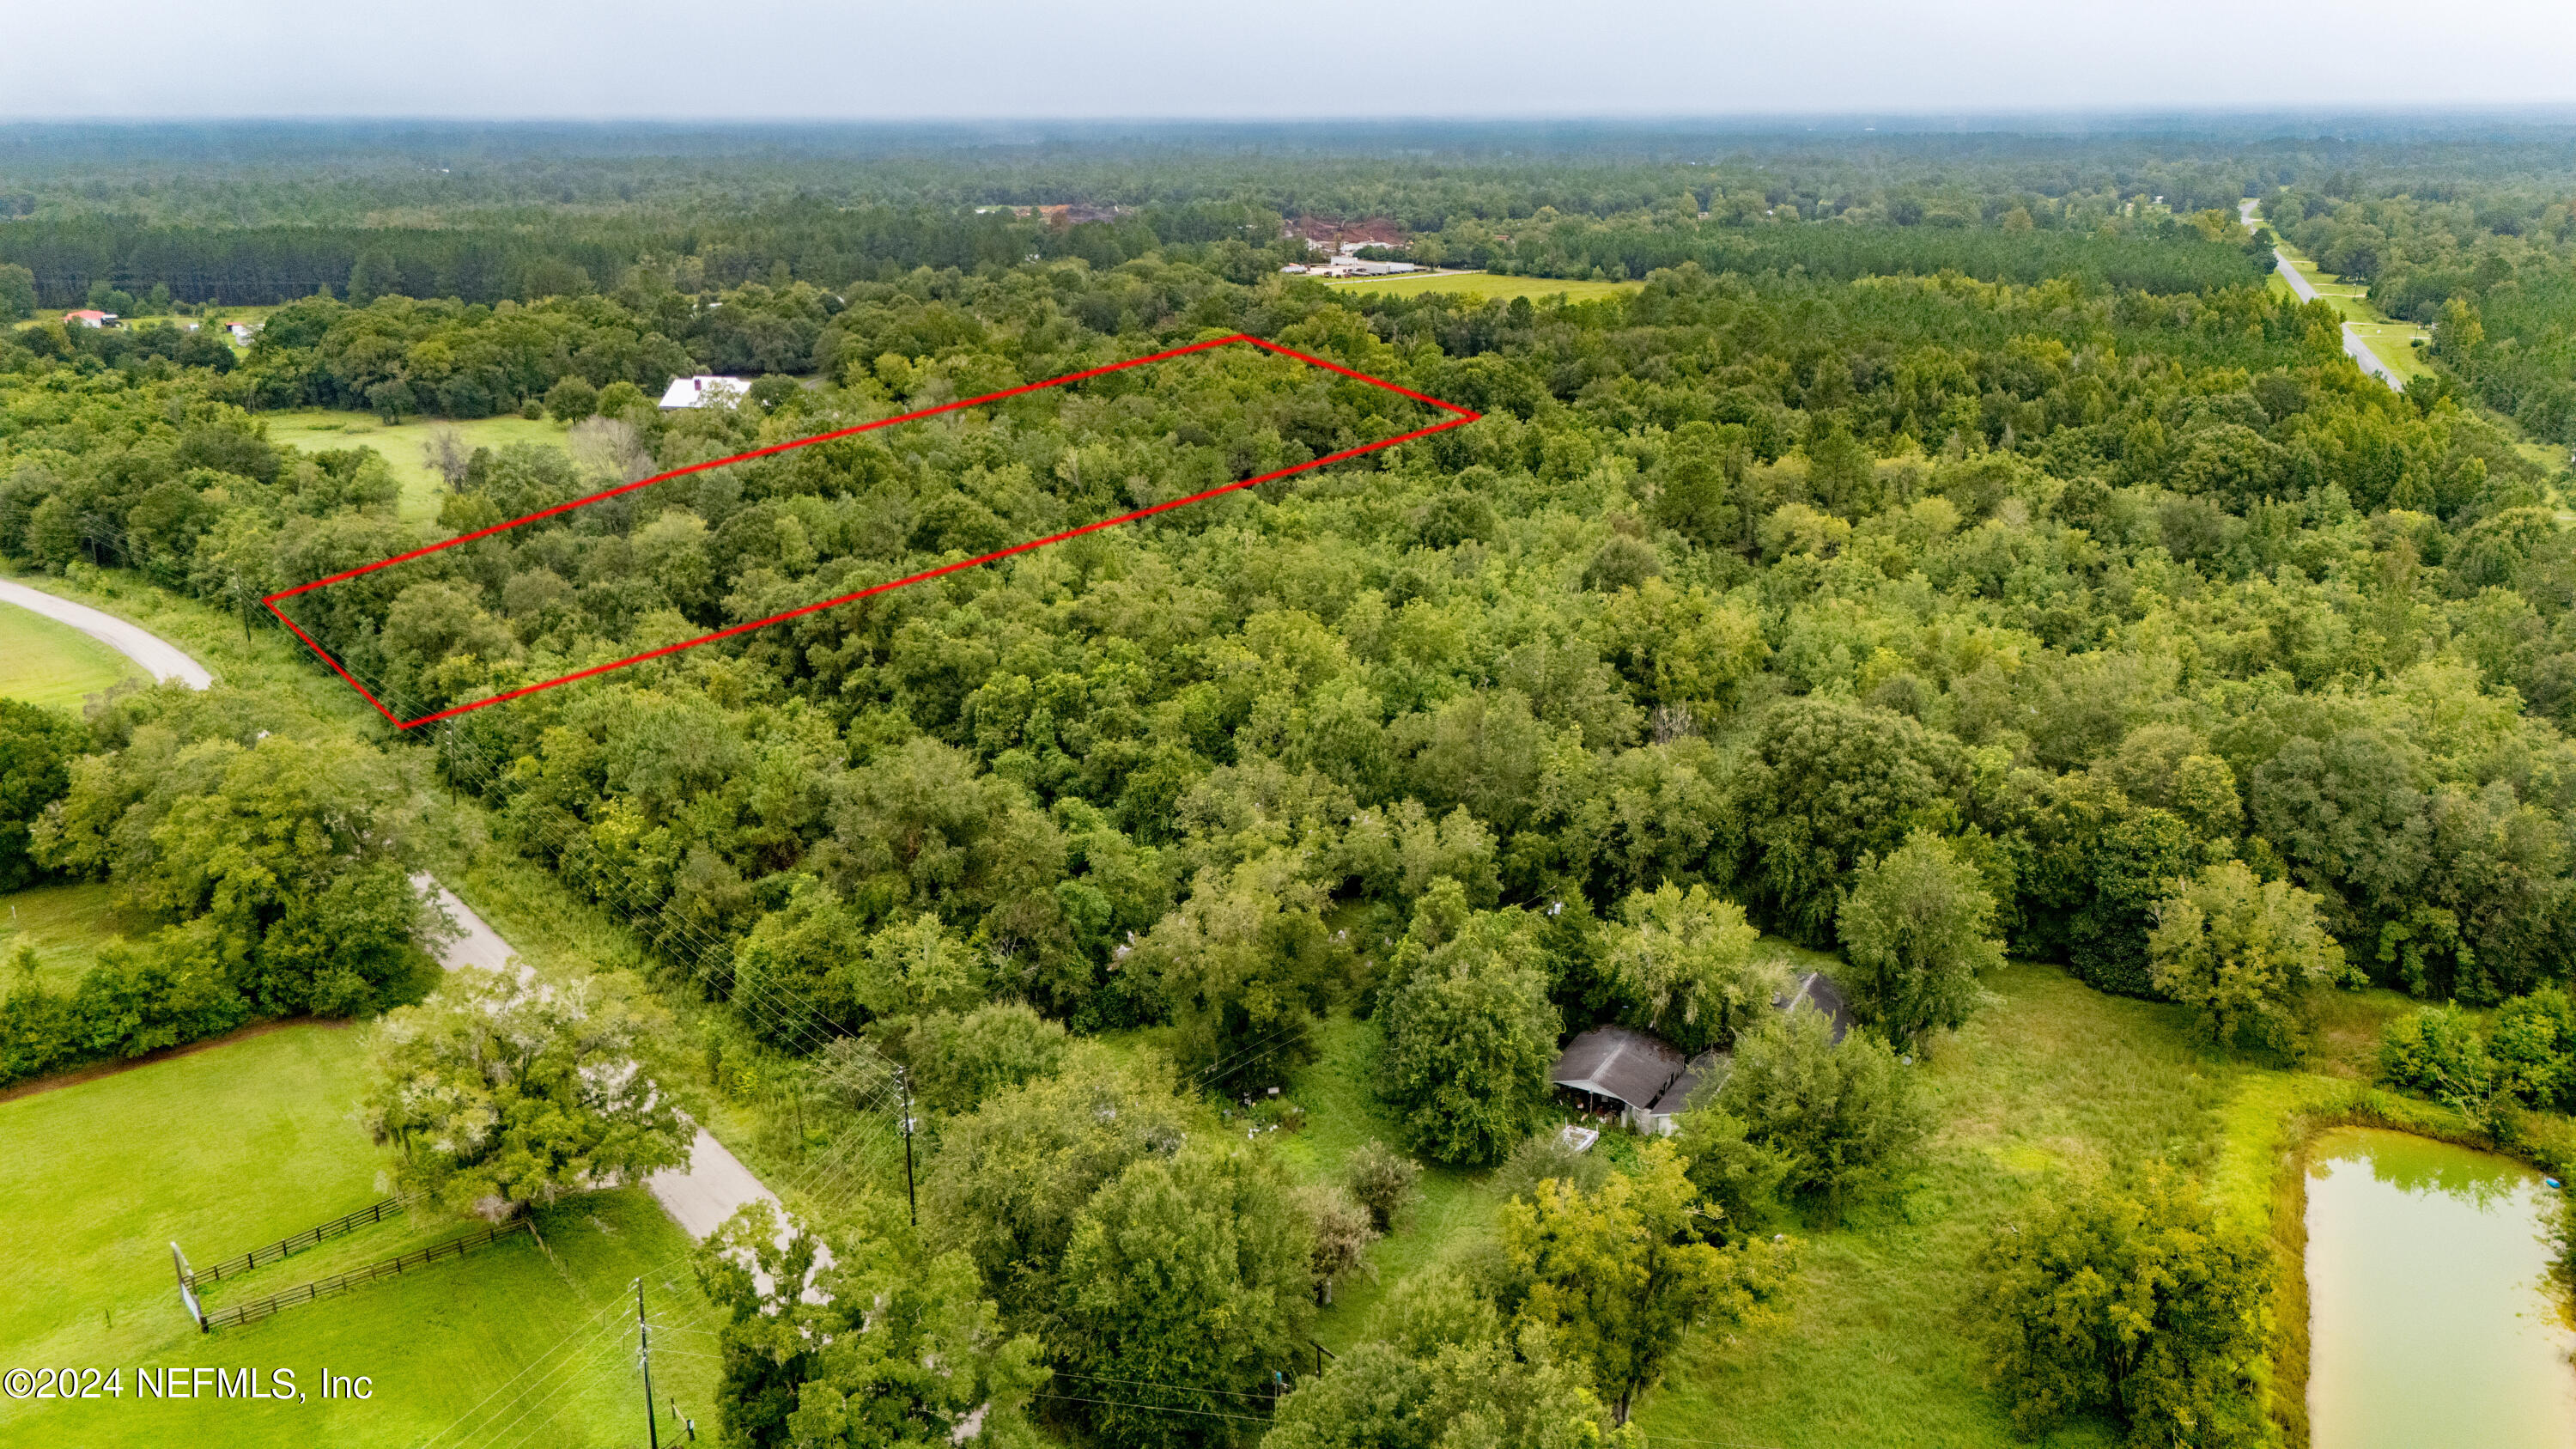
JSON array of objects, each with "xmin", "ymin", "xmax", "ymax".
[{"xmin": 0, "ymin": 1021, "xmax": 722, "ymax": 1449}]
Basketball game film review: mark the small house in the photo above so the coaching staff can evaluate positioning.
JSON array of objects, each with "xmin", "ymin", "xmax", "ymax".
[
  {"xmin": 64, "ymin": 309, "xmax": 113, "ymax": 328},
  {"xmin": 658, "ymin": 375, "xmax": 750, "ymax": 411},
  {"xmin": 226, "ymin": 320, "xmax": 259, "ymax": 344},
  {"xmin": 1549, "ymin": 1025, "xmax": 1686, "ymax": 1132},
  {"xmin": 1550, "ymin": 969, "xmax": 1858, "ymax": 1136},
  {"xmin": 1638, "ymin": 1050, "xmax": 1727, "ymax": 1136}
]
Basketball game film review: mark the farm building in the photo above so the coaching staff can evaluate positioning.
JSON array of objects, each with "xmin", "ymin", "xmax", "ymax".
[
  {"xmin": 659, "ymin": 374, "xmax": 750, "ymax": 411},
  {"xmin": 63, "ymin": 309, "xmax": 114, "ymax": 327},
  {"xmin": 1775, "ymin": 970, "xmax": 1854, "ymax": 1044},
  {"xmin": 1550, "ymin": 1025, "xmax": 1686, "ymax": 1131},
  {"xmin": 1548, "ymin": 970, "xmax": 1857, "ymax": 1135},
  {"xmin": 226, "ymin": 320, "xmax": 258, "ymax": 344}
]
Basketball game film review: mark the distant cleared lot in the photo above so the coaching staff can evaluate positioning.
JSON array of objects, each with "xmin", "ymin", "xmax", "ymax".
[
  {"xmin": 259, "ymin": 411, "xmax": 574, "ymax": 525},
  {"xmin": 1321, "ymin": 270, "xmax": 1643, "ymax": 302}
]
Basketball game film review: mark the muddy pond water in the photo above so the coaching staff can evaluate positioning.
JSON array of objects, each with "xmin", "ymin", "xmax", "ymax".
[{"xmin": 2306, "ymin": 1127, "xmax": 2576, "ymax": 1449}]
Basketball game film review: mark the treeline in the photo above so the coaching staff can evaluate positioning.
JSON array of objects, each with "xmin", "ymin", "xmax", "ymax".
[{"xmin": 0, "ymin": 203, "xmax": 1197, "ymax": 309}]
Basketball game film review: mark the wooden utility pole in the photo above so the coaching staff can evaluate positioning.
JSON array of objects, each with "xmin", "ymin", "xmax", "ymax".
[
  {"xmin": 899, "ymin": 1067, "xmax": 918, "ymax": 1228},
  {"xmin": 636, "ymin": 1277, "xmax": 659, "ymax": 1449}
]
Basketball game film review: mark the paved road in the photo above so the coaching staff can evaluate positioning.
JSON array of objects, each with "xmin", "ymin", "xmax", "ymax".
[
  {"xmin": 410, "ymin": 873, "xmax": 523, "ymax": 977},
  {"xmin": 2243, "ymin": 203, "xmax": 2404, "ymax": 391},
  {"xmin": 2269, "ymin": 245, "xmax": 2404, "ymax": 388},
  {"xmin": 0, "ymin": 578, "xmax": 214, "ymax": 688},
  {"xmin": 408, "ymin": 877, "xmax": 807, "ymax": 1259}
]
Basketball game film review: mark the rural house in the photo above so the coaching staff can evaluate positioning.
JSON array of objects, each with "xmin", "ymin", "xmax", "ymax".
[
  {"xmin": 1549, "ymin": 1025, "xmax": 1686, "ymax": 1132},
  {"xmin": 658, "ymin": 374, "xmax": 750, "ymax": 411},
  {"xmin": 1548, "ymin": 970, "xmax": 1857, "ymax": 1135},
  {"xmin": 63, "ymin": 309, "xmax": 114, "ymax": 327}
]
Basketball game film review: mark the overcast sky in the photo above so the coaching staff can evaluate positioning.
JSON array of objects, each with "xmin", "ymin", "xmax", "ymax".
[{"xmin": 10, "ymin": 0, "xmax": 2574, "ymax": 120}]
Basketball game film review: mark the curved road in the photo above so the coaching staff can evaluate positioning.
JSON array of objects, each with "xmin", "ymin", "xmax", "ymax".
[
  {"xmin": 0, "ymin": 578, "xmax": 213, "ymax": 688},
  {"xmin": 408, "ymin": 871, "xmax": 820, "ymax": 1270},
  {"xmin": 0, "ymin": 577, "xmax": 793, "ymax": 1254}
]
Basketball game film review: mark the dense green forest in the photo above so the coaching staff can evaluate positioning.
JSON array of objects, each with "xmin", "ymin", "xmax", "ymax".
[{"xmin": 8, "ymin": 123, "xmax": 2576, "ymax": 1448}]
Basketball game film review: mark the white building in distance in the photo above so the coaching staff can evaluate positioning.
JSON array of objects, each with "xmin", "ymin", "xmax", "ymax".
[{"xmin": 659, "ymin": 375, "xmax": 750, "ymax": 411}]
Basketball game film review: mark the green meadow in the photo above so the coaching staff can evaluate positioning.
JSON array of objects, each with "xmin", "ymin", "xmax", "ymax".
[
  {"xmin": 2, "ymin": 881, "xmax": 153, "ymax": 994},
  {"xmin": 0, "ymin": 599, "xmax": 143, "ymax": 710},
  {"xmin": 1319, "ymin": 270, "xmax": 1643, "ymax": 303},
  {"xmin": 257, "ymin": 411, "xmax": 575, "ymax": 526},
  {"xmin": 0, "ymin": 1013, "xmax": 724, "ymax": 1449}
]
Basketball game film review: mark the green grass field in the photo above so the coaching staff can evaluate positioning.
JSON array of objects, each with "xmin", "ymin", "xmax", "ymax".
[
  {"xmin": 1286, "ymin": 1014, "xmax": 1498, "ymax": 1350},
  {"xmin": 0, "ymin": 599, "xmax": 145, "ymax": 710},
  {"xmin": 3, "ymin": 881, "xmax": 155, "ymax": 993},
  {"xmin": 0, "ymin": 1023, "xmax": 724, "ymax": 1449},
  {"xmin": 1318, "ymin": 271, "xmax": 1643, "ymax": 302},
  {"xmin": 258, "ymin": 411, "xmax": 574, "ymax": 526}
]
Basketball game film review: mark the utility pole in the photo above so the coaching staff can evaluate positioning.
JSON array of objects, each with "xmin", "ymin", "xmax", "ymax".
[
  {"xmin": 635, "ymin": 1277, "xmax": 659, "ymax": 1449},
  {"xmin": 898, "ymin": 1066, "xmax": 918, "ymax": 1228}
]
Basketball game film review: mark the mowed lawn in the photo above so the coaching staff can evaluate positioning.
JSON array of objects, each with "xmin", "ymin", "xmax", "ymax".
[
  {"xmin": 0, "ymin": 1024, "xmax": 723, "ymax": 1448},
  {"xmin": 258, "ymin": 411, "xmax": 575, "ymax": 526},
  {"xmin": 2, "ymin": 881, "xmax": 156, "ymax": 993},
  {"xmin": 0, "ymin": 600, "xmax": 143, "ymax": 710},
  {"xmin": 1320, "ymin": 271, "xmax": 1643, "ymax": 303}
]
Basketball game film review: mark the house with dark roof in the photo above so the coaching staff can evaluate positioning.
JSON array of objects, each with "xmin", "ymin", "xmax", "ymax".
[
  {"xmin": 1550, "ymin": 968, "xmax": 1858, "ymax": 1135},
  {"xmin": 1549, "ymin": 1025, "xmax": 1685, "ymax": 1132},
  {"xmin": 1776, "ymin": 971, "xmax": 1853, "ymax": 1044}
]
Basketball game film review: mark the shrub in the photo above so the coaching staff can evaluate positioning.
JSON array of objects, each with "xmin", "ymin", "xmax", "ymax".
[
  {"xmin": 1716, "ymin": 1008, "xmax": 1928, "ymax": 1221},
  {"xmin": 901, "ymin": 1000, "xmax": 1067, "ymax": 1115},
  {"xmin": 1491, "ymin": 1127, "xmax": 1610, "ymax": 1204},
  {"xmin": 2378, "ymin": 1003, "xmax": 2494, "ymax": 1101},
  {"xmin": 1977, "ymin": 1166, "xmax": 2274, "ymax": 1448},
  {"xmin": 1344, "ymin": 1139, "xmax": 1423, "ymax": 1233},
  {"xmin": 2490, "ymin": 987, "xmax": 2576, "ymax": 1111},
  {"xmin": 544, "ymin": 374, "xmax": 600, "ymax": 422}
]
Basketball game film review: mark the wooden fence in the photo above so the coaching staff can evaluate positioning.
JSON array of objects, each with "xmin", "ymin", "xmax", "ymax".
[
  {"xmin": 187, "ymin": 1196, "xmax": 413, "ymax": 1286},
  {"xmin": 200, "ymin": 1219, "xmax": 530, "ymax": 1331}
]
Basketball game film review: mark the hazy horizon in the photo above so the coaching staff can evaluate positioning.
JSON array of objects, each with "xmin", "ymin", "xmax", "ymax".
[{"xmin": 9, "ymin": 0, "xmax": 2573, "ymax": 123}]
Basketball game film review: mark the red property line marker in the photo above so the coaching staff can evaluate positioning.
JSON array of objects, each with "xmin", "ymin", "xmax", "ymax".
[{"xmin": 264, "ymin": 333, "xmax": 1479, "ymax": 729}]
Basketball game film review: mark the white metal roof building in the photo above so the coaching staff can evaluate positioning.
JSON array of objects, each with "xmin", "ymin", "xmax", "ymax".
[{"xmin": 658, "ymin": 374, "xmax": 749, "ymax": 411}]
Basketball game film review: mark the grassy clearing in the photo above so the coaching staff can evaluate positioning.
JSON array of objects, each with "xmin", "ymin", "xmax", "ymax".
[
  {"xmin": 258, "ymin": 410, "xmax": 573, "ymax": 526},
  {"xmin": 1634, "ymin": 961, "xmax": 2232, "ymax": 1447},
  {"xmin": 0, "ymin": 1020, "xmax": 723, "ymax": 1448},
  {"xmin": 1319, "ymin": 271, "xmax": 1643, "ymax": 302},
  {"xmin": 2, "ymin": 881, "xmax": 156, "ymax": 993},
  {"xmin": 1287, "ymin": 1014, "xmax": 1499, "ymax": 1350},
  {"xmin": 1467, "ymin": 958, "xmax": 2419, "ymax": 1449},
  {"xmin": 0, "ymin": 597, "xmax": 144, "ymax": 709}
]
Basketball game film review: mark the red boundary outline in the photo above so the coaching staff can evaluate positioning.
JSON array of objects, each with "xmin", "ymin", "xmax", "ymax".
[{"xmin": 264, "ymin": 334, "xmax": 1479, "ymax": 730}]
